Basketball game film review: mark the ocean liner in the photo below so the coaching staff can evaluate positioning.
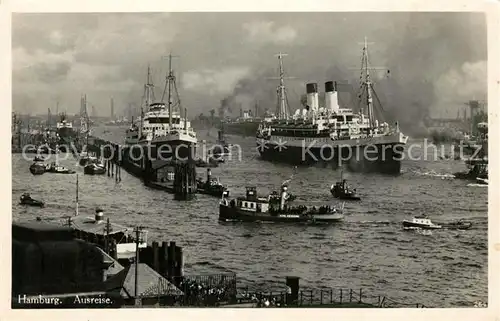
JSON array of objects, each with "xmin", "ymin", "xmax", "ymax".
[
  {"xmin": 256, "ymin": 41, "xmax": 408, "ymax": 174},
  {"xmin": 123, "ymin": 55, "xmax": 197, "ymax": 171}
]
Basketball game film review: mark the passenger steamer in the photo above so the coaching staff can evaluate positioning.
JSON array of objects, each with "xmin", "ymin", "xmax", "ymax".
[
  {"xmin": 219, "ymin": 182, "xmax": 345, "ymax": 223},
  {"xmin": 123, "ymin": 55, "xmax": 197, "ymax": 171},
  {"xmin": 256, "ymin": 40, "xmax": 408, "ymax": 174}
]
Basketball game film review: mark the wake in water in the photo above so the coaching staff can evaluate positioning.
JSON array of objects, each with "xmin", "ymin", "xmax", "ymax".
[
  {"xmin": 411, "ymin": 170, "xmax": 455, "ymax": 179},
  {"xmin": 467, "ymin": 183, "xmax": 488, "ymax": 188}
]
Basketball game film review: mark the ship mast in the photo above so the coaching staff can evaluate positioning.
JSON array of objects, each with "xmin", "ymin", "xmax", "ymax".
[
  {"xmin": 357, "ymin": 37, "xmax": 389, "ymax": 131},
  {"xmin": 79, "ymin": 94, "xmax": 90, "ymax": 147},
  {"xmin": 139, "ymin": 65, "xmax": 154, "ymax": 139},
  {"xmin": 361, "ymin": 37, "xmax": 374, "ymax": 129},
  {"xmin": 161, "ymin": 53, "xmax": 181, "ymax": 132},
  {"xmin": 47, "ymin": 107, "xmax": 52, "ymax": 129},
  {"xmin": 274, "ymin": 53, "xmax": 291, "ymax": 120}
]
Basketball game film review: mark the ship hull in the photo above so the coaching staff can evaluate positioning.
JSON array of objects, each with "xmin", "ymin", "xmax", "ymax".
[
  {"xmin": 121, "ymin": 138, "xmax": 197, "ymax": 173},
  {"xmin": 219, "ymin": 204, "xmax": 344, "ymax": 223},
  {"xmin": 257, "ymin": 135, "xmax": 406, "ymax": 175}
]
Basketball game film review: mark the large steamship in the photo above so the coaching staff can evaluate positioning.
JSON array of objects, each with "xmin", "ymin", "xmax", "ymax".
[
  {"xmin": 122, "ymin": 55, "xmax": 197, "ymax": 172},
  {"xmin": 256, "ymin": 41, "xmax": 408, "ymax": 174}
]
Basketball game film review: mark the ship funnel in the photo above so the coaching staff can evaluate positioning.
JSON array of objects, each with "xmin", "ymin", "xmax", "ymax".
[
  {"xmin": 306, "ymin": 83, "xmax": 319, "ymax": 112},
  {"xmin": 325, "ymin": 81, "xmax": 340, "ymax": 113},
  {"xmin": 206, "ymin": 168, "xmax": 212, "ymax": 183},
  {"xmin": 95, "ymin": 208, "xmax": 104, "ymax": 223}
]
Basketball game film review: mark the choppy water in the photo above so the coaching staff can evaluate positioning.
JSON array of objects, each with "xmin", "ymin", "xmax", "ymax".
[{"xmin": 12, "ymin": 126, "xmax": 488, "ymax": 307}]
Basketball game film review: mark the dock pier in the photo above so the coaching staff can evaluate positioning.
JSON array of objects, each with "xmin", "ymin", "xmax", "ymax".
[{"xmin": 87, "ymin": 136, "xmax": 198, "ymax": 198}]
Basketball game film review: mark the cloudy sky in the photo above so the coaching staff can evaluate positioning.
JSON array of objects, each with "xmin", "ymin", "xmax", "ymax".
[{"xmin": 12, "ymin": 12, "xmax": 487, "ymax": 133}]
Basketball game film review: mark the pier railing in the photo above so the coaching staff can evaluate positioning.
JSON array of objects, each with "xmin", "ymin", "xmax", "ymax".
[
  {"xmin": 231, "ymin": 287, "xmax": 428, "ymax": 308},
  {"xmin": 134, "ymin": 282, "xmax": 428, "ymax": 308}
]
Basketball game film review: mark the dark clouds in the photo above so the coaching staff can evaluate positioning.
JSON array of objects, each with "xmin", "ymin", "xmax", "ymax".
[{"xmin": 12, "ymin": 12, "xmax": 486, "ymax": 134}]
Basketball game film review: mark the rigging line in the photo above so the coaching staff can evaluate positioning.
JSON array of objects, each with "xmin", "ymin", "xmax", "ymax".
[
  {"xmin": 160, "ymin": 68, "xmax": 168, "ymax": 103},
  {"xmin": 371, "ymin": 84, "xmax": 388, "ymax": 122},
  {"xmin": 172, "ymin": 78, "xmax": 183, "ymax": 111}
]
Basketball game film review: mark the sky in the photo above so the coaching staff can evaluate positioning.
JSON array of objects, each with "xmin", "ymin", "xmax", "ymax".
[{"xmin": 12, "ymin": 12, "xmax": 487, "ymax": 134}]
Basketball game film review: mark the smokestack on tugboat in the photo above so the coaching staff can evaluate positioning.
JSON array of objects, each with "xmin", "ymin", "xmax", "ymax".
[
  {"xmin": 306, "ymin": 83, "xmax": 319, "ymax": 112},
  {"xmin": 206, "ymin": 168, "xmax": 211, "ymax": 184},
  {"xmin": 325, "ymin": 81, "xmax": 340, "ymax": 113},
  {"xmin": 95, "ymin": 208, "xmax": 104, "ymax": 223},
  {"xmin": 245, "ymin": 187, "xmax": 257, "ymax": 201}
]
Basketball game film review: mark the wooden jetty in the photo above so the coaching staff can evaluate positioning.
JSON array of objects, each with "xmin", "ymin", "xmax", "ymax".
[{"xmin": 87, "ymin": 136, "xmax": 232, "ymax": 199}]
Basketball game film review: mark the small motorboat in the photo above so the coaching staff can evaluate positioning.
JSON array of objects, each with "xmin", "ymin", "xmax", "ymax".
[
  {"xmin": 330, "ymin": 167, "xmax": 361, "ymax": 201},
  {"xmin": 402, "ymin": 215, "xmax": 442, "ymax": 230},
  {"xmin": 84, "ymin": 162, "xmax": 106, "ymax": 175},
  {"xmin": 29, "ymin": 162, "xmax": 46, "ymax": 175},
  {"xmin": 19, "ymin": 193, "xmax": 44, "ymax": 207},
  {"xmin": 33, "ymin": 156, "xmax": 45, "ymax": 162},
  {"xmin": 440, "ymin": 220, "xmax": 473, "ymax": 230},
  {"xmin": 46, "ymin": 162, "xmax": 76, "ymax": 174},
  {"xmin": 476, "ymin": 177, "xmax": 488, "ymax": 185}
]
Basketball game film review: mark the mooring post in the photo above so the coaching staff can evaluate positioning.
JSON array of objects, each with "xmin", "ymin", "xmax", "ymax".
[
  {"xmin": 160, "ymin": 241, "xmax": 168, "ymax": 277},
  {"xmin": 285, "ymin": 276, "xmax": 300, "ymax": 306},
  {"xmin": 152, "ymin": 241, "xmax": 159, "ymax": 273},
  {"xmin": 167, "ymin": 241, "xmax": 175, "ymax": 280}
]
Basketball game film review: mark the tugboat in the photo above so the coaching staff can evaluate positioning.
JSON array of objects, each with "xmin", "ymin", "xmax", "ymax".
[
  {"xmin": 45, "ymin": 162, "xmax": 76, "ymax": 174},
  {"xmin": 196, "ymin": 168, "xmax": 228, "ymax": 197},
  {"xmin": 208, "ymin": 128, "xmax": 231, "ymax": 162},
  {"xmin": 402, "ymin": 215, "xmax": 442, "ymax": 230},
  {"xmin": 330, "ymin": 167, "xmax": 361, "ymax": 200},
  {"xmin": 219, "ymin": 184, "xmax": 345, "ymax": 223},
  {"xmin": 83, "ymin": 158, "xmax": 106, "ymax": 175},
  {"xmin": 29, "ymin": 162, "xmax": 46, "ymax": 175},
  {"xmin": 19, "ymin": 193, "xmax": 44, "ymax": 208}
]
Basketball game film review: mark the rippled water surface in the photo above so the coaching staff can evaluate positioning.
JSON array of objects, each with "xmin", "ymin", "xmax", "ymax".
[{"xmin": 12, "ymin": 126, "xmax": 488, "ymax": 307}]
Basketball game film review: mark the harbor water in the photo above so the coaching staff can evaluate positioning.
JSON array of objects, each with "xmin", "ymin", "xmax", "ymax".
[{"xmin": 12, "ymin": 126, "xmax": 488, "ymax": 307}]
